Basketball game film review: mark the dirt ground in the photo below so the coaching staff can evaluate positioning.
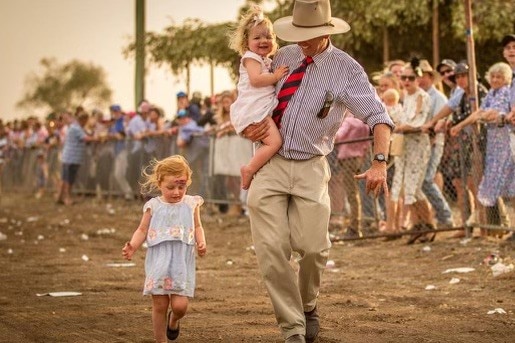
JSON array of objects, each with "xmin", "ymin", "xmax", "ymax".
[{"xmin": 0, "ymin": 192, "xmax": 514, "ymax": 343}]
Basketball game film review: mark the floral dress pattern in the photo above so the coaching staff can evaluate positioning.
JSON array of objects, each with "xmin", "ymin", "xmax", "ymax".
[
  {"xmin": 142, "ymin": 195, "xmax": 203, "ymax": 297},
  {"xmin": 476, "ymin": 86, "xmax": 515, "ymax": 206},
  {"xmin": 390, "ymin": 88, "xmax": 431, "ymax": 204}
]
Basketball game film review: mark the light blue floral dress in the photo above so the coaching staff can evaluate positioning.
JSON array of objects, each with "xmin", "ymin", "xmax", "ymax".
[
  {"xmin": 477, "ymin": 86, "xmax": 515, "ymax": 206},
  {"xmin": 142, "ymin": 195, "xmax": 203, "ymax": 297}
]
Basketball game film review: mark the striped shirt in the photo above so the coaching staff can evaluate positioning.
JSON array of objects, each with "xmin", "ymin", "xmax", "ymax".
[{"xmin": 271, "ymin": 42, "xmax": 394, "ymax": 160}]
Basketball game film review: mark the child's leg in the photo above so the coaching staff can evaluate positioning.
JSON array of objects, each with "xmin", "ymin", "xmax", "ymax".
[
  {"xmin": 151, "ymin": 295, "xmax": 170, "ymax": 343},
  {"xmin": 241, "ymin": 116, "xmax": 282, "ymax": 190},
  {"xmin": 169, "ymin": 295, "xmax": 189, "ymax": 329}
]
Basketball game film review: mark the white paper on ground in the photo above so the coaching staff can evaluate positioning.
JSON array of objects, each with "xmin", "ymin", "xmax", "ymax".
[
  {"xmin": 105, "ymin": 262, "xmax": 136, "ymax": 267},
  {"xmin": 442, "ymin": 267, "xmax": 475, "ymax": 274},
  {"xmin": 36, "ymin": 291, "xmax": 82, "ymax": 297},
  {"xmin": 487, "ymin": 308, "xmax": 506, "ymax": 315}
]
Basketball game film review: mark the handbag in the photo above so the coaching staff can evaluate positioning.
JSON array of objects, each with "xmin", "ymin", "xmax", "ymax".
[{"xmin": 389, "ymin": 133, "xmax": 404, "ymax": 157}]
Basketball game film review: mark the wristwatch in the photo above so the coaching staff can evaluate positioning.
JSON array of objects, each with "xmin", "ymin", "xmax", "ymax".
[{"xmin": 373, "ymin": 153, "xmax": 388, "ymax": 163}]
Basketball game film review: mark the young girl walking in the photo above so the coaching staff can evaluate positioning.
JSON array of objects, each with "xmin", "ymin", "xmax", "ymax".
[
  {"xmin": 122, "ymin": 155, "xmax": 207, "ymax": 342},
  {"xmin": 229, "ymin": 5, "xmax": 288, "ymax": 190}
]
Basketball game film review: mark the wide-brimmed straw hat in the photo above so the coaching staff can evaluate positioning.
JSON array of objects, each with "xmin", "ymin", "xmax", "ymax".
[
  {"xmin": 273, "ymin": 0, "xmax": 350, "ymax": 42},
  {"xmin": 419, "ymin": 59, "xmax": 439, "ymax": 79}
]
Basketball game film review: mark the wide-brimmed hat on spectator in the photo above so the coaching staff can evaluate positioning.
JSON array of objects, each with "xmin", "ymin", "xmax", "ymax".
[
  {"xmin": 419, "ymin": 59, "xmax": 439, "ymax": 80},
  {"xmin": 273, "ymin": 0, "xmax": 350, "ymax": 42}
]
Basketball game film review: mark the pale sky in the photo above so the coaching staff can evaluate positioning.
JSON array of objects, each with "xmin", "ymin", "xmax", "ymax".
[{"xmin": 0, "ymin": 0, "xmax": 258, "ymax": 121}]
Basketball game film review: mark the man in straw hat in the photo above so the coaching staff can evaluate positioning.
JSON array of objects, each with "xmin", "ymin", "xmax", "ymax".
[{"xmin": 242, "ymin": 1, "xmax": 394, "ymax": 342}]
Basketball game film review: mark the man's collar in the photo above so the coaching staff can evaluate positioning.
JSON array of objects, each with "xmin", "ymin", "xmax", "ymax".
[{"xmin": 311, "ymin": 41, "xmax": 333, "ymax": 66}]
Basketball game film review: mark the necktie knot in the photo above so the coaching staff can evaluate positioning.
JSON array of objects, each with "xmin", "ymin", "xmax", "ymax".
[{"xmin": 304, "ymin": 56, "xmax": 314, "ymax": 66}]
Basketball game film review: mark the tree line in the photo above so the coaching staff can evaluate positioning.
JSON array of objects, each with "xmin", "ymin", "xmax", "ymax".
[{"xmin": 18, "ymin": 0, "xmax": 515, "ymax": 115}]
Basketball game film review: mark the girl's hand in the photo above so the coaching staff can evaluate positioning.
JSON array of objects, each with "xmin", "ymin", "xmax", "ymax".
[
  {"xmin": 196, "ymin": 241, "xmax": 207, "ymax": 257},
  {"xmin": 122, "ymin": 242, "xmax": 135, "ymax": 260},
  {"xmin": 273, "ymin": 65, "xmax": 289, "ymax": 82}
]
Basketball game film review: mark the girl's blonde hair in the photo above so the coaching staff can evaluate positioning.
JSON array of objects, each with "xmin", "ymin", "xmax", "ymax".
[
  {"xmin": 485, "ymin": 62, "xmax": 512, "ymax": 86},
  {"xmin": 228, "ymin": 4, "xmax": 277, "ymax": 56},
  {"xmin": 140, "ymin": 155, "xmax": 192, "ymax": 194},
  {"xmin": 382, "ymin": 88, "xmax": 400, "ymax": 104}
]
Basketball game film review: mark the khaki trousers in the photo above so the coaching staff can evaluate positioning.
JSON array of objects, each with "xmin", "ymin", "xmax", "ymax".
[{"xmin": 247, "ymin": 154, "xmax": 332, "ymax": 338}]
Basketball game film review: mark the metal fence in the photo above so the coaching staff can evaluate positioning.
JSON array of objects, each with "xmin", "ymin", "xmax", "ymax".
[{"xmin": 1, "ymin": 128, "xmax": 513, "ymax": 238}]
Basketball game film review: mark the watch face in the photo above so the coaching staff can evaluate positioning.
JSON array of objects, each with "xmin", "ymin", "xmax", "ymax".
[{"xmin": 374, "ymin": 153, "xmax": 386, "ymax": 162}]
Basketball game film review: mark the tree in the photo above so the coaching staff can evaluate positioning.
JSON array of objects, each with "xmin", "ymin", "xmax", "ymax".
[
  {"xmin": 17, "ymin": 58, "xmax": 112, "ymax": 114},
  {"xmin": 267, "ymin": 0, "xmax": 515, "ymax": 74},
  {"xmin": 125, "ymin": 0, "xmax": 515, "ymax": 91},
  {"xmin": 125, "ymin": 18, "xmax": 239, "ymax": 94}
]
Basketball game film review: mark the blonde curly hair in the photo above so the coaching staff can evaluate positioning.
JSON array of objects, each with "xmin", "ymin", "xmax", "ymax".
[
  {"xmin": 228, "ymin": 3, "xmax": 277, "ymax": 56},
  {"xmin": 140, "ymin": 155, "xmax": 193, "ymax": 194}
]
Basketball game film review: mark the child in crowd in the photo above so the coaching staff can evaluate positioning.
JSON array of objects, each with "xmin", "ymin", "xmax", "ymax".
[
  {"xmin": 122, "ymin": 155, "xmax": 207, "ymax": 342},
  {"xmin": 382, "ymin": 88, "xmax": 404, "ymax": 124},
  {"xmin": 229, "ymin": 5, "xmax": 288, "ymax": 190}
]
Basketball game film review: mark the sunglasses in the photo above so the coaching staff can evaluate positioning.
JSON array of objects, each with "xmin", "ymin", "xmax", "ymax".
[
  {"xmin": 439, "ymin": 69, "xmax": 453, "ymax": 76},
  {"xmin": 317, "ymin": 91, "xmax": 334, "ymax": 119},
  {"xmin": 400, "ymin": 75, "xmax": 416, "ymax": 81}
]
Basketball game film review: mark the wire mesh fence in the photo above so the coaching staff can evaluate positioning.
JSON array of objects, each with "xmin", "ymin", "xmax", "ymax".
[{"xmin": 1, "ymin": 127, "xmax": 513, "ymax": 239}]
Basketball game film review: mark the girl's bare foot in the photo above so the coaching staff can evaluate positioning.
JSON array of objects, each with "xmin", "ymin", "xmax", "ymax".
[{"xmin": 240, "ymin": 165, "xmax": 254, "ymax": 190}]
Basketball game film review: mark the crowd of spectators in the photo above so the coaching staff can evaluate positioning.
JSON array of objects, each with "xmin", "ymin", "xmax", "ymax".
[
  {"xmin": 0, "ymin": 89, "xmax": 249, "ymax": 215},
  {"xmin": 331, "ymin": 34, "xmax": 515, "ymax": 241},
  {"xmin": 1, "ymin": 34, "xmax": 514, "ymax": 240}
]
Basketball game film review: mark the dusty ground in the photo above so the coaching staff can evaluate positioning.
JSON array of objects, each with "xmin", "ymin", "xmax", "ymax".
[{"xmin": 0, "ymin": 192, "xmax": 514, "ymax": 343}]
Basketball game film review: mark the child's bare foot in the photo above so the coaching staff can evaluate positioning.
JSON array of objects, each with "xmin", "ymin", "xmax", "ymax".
[{"xmin": 240, "ymin": 165, "xmax": 254, "ymax": 190}]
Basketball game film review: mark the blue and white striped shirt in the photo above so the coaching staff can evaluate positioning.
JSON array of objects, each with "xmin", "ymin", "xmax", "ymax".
[{"xmin": 271, "ymin": 42, "xmax": 394, "ymax": 160}]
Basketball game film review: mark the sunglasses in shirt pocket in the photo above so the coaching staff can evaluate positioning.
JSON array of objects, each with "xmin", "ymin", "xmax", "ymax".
[{"xmin": 317, "ymin": 91, "xmax": 334, "ymax": 119}]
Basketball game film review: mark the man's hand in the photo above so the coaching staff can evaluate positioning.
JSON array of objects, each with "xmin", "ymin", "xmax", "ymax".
[
  {"xmin": 354, "ymin": 162, "xmax": 389, "ymax": 198},
  {"xmin": 241, "ymin": 118, "xmax": 270, "ymax": 142}
]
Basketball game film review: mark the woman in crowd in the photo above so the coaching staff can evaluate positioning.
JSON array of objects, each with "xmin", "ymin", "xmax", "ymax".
[
  {"xmin": 385, "ymin": 62, "xmax": 434, "ymax": 243},
  {"xmin": 451, "ymin": 62, "xmax": 515, "ymax": 232},
  {"xmin": 212, "ymin": 91, "xmax": 252, "ymax": 215}
]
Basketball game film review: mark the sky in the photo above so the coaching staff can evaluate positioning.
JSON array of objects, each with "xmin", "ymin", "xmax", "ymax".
[{"xmin": 0, "ymin": 0, "xmax": 257, "ymax": 121}]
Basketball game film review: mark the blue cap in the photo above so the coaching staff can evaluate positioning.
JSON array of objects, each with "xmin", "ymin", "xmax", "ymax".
[
  {"xmin": 176, "ymin": 91, "xmax": 187, "ymax": 98},
  {"xmin": 109, "ymin": 104, "xmax": 121, "ymax": 112},
  {"xmin": 177, "ymin": 109, "xmax": 188, "ymax": 118}
]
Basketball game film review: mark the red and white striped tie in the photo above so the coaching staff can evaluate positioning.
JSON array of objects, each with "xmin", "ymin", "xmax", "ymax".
[{"xmin": 272, "ymin": 56, "xmax": 314, "ymax": 128}]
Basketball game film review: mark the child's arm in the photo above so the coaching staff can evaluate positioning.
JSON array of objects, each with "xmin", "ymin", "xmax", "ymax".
[
  {"xmin": 193, "ymin": 205, "xmax": 207, "ymax": 257},
  {"xmin": 245, "ymin": 58, "xmax": 288, "ymax": 88},
  {"xmin": 122, "ymin": 209, "xmax": 151, "ymax": 260}
]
